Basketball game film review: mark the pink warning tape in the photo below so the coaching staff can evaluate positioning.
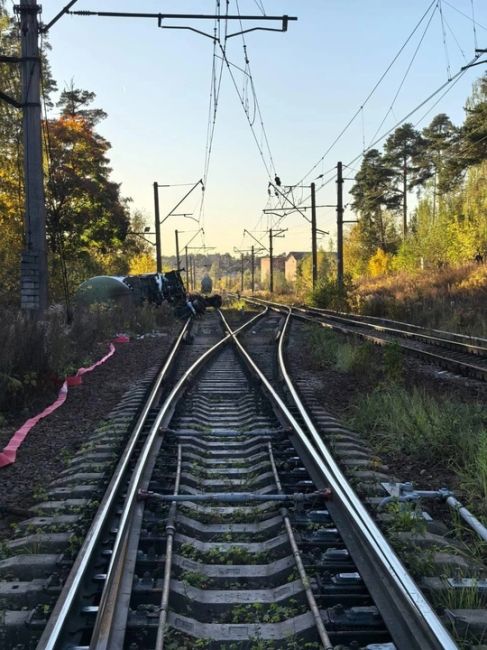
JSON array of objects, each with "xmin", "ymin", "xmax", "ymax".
[{"xmin": 0, "ymin": 339, "xmax": 126, "ymax": 469}]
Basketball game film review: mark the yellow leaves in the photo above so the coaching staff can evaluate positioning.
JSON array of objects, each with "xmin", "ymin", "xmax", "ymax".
[
  {"xmin": 129, "ymin": 253, "xmax": 156, "ymax": 275},
  {"xmin": 367, "ymin": 248, "xmax": 392, "ymax": 277},
  {"xmin": 458, "ymin": 264, "xmax": 487, "ymax": 291}
]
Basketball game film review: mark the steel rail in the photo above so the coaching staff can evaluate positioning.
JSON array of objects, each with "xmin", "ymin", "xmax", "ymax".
[
  {"xmin": 292, "ymin": 308, "xmax": 487, "ymax": 380},
  {"xmin": 88, "ymin": 307, "xmax": 268, "ymax": 650},
  {"xmin": 155, "ymin": 443, "xmax": 182, "ymax": 650},
  {"xmin": 246, "ymin": 295, "xmax": 487, "ymax": 357},
  {"xmin": 219, "ymin": 308, "xmax": 458, "ymax": 650},
  {"xmin": 307, "ymin": 304, "xmax": 487, "ymax": 348},
  {"xmin": 243, "ymin": 296, "xmax": 487, "ymax": 380},
  {"xmin": 294, "ymin": 305, "xmax": 487, "ymax": 357},
  {"xmin": 267, "ymin": 441, "xmax": 333, "ymax": 650},
  {"xmin": 36, "ymin": 317, "xmax": 192, "ymax": 650}
]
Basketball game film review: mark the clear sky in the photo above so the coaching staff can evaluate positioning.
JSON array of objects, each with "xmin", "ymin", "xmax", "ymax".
[{"xmin": 44, "ymin": 0, "xmax": 487, "ymax": 256}]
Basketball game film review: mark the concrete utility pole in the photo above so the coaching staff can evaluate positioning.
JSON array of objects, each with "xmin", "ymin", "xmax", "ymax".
[
  {"xmin": 175, "ymin": 229, "xmax": 180, "ymax": 270},
  {"xmin": 336, "ymin": 161, "xmax": 344, "ymax": 293},
  {"xmin": 153, "ymin": 182, "xmax": 162, "ymax": 272},
  {"xmin": 251, "ymin": 245, "xmax": 255, "ymax": 293},
  {"xmin": 240, "ymin": 253, "xmax": 244, "ymax": 292},
  {"xmin": 184, "ymin": 246, "xmax": 189, "ymax": 289},
  {"xmin": 269, "ymin": 228, "xmax": 274, "ymax": 293},
  {"xmin": 268, "ymin": 228, "xmax": 287, "ymax": 293},
  {"xmin": 264, "ymin": 182, "xmax": 327, "ymax": 292},
  {"xmin": 192, "ymin": 256, "xmax": 196, "ymax": 291},
  {"xmin": 310, "ymin": 182, "xmax": 318, "ymax": 290},
  {"xmin": 19, "ymin": 0, "xmax": 48, "ymax": 313}
]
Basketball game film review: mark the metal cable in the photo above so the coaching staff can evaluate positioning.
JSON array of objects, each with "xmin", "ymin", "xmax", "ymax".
[
  {"xmin": 295, "ymin": 0, "xmax": 438, "ymax": 188},
  {"xmin": 438, "ymin": 0, "xmax": 452, "ymax": 80},
  {"xmin": 368, "ymin": 6, "xmax": 438, "ymax": 148}
]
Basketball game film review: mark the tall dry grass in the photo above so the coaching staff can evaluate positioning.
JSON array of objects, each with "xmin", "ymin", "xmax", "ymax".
[
  {"xmin": 350, "ymin": 263, "xmax": 487, "ymax": 336},
  {"xmin": 0, "ymin": 302, "xmax": 174, "ymax": 416}
]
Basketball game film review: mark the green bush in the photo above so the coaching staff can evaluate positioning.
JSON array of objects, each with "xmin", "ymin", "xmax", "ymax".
[
  {"xmin": 308, "ymin": 274, "xmax": 352, "ymax": 310},
  {"xmin": 305, "ymin": 326, "xmax": 338, "ymax": 368},
  {"xmin": 346, "ymin": 384, "xmax": 486, "ymax": 468}
]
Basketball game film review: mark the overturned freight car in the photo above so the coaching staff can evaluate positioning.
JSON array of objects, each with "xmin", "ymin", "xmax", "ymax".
[
  {"xmin": 75, "ymin": 271, "xmax": 221, "ymax": 318},
  {"xmin": 75, "ymin": 271, "xmax": 186, "ymax": 306}
]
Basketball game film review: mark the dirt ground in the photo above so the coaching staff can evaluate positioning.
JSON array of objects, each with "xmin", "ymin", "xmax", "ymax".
[{"xmin": 0, "ymin": 326, "xmax": 180, "ymax": 538}]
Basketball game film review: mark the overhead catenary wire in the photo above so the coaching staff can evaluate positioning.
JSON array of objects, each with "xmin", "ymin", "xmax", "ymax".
[
  {"xmin": 197, "ymin": 1, "xmax": 229, "ymax": 224},
  {"xmin": 198, "ymin": 0, "xmax": 278, "ymax": 222},
  {"xmin": 305, "ymin": 53, "xmax": 482, "ymax": 203},
  {"xmin": 442, "ymin": 0, "xmax": 486, "ymax": 34},
  {"xmin": 368, "ymin": 5, "xmax": 438, "ymax": 148},
  {"xmin": 229, "ymin": 0, "xmax": 277, "ymax": 178},
  {"xmin": 219, "ymin": 43, "xmax": 274, "ymax": 180},
  {"xmin": 302, "ymin": 96, "xmax": 487, "ymax": 239},
  {"xmin": 438, "ymin": 0, "xmax": 452, "ymax": 80},
  {"xmin": 294, "ymin": 0, "xmax": 438, "ymax": 188},
  {"xmin": 470, "ymin": 0, "xmax": 478, "ymax": 49}
]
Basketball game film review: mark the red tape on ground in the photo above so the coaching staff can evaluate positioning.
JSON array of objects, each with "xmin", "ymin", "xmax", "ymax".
[{"xmin": 0, "ymin": 339, "xmax": 126, "ymax": 469}]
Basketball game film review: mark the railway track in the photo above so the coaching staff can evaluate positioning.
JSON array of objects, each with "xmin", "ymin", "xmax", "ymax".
[
  {"xmin": 0, "ymin": 308, "xmax": 470, "ymax": 649},
  {"xmin": 243, "ymin": 296, "xmax": 487, "ymax": 382}
]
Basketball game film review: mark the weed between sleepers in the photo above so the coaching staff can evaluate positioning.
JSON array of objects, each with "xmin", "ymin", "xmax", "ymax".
[
  {"xmin": 180, "ymin": 542, "xmax": 272, "ymax": 565},
  {"xmin": 163, "ymin": 626, "xmax": 321, "ymax": 650}
]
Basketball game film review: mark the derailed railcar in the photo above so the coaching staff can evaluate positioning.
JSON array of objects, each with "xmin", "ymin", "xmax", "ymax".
[
  {"xmin": 75, "ymin": 272, "xmax": 186, "ymax": 306},
  {"xmin": 75, "ymin": 271, "xmax": 221, "ymax": 318}
]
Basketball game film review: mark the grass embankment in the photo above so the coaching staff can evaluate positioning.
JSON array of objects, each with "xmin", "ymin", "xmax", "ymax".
[
  {"xmin": 305, "ymin": 326, "xmax": 487, "ymax": 522},
  {"xmin": 253, "ymin": 262, "xmax": 487, "ymax": 336},
  {"xmin": 0, "ymin": 302, "xmax": 176, "ymax": 422},
  {"xmin": 347, "ymin": 263, "xmax": 487, "ymax": 336}
]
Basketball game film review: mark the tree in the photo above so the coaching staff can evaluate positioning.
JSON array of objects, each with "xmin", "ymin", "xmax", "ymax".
[
  {"xmin": 420, "ymin": 114, "xmax": 461, "ymax": 209},
  {"xmin": 350, "ymin": 149, "xmax": 400, "ymax": 254},
  {"xmin": 57, "ymin": 82, "xmax": 107, "ymax": 127},
  {"xmin": 296, "ymin": 250, "xmax": 334, "ymax": 294},
  {"xmin": 461, "ymin": 74, "xmax": 487, "ymax": 167},
  {"xmin": 384, "ymin": 123, "xmax": 426, "ymax": 237},
  {"xmin": 45, "ymin": 87, "xmax": 131, "ymax": 296}
]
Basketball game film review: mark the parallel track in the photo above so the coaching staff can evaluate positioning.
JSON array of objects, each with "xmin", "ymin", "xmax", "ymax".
[
  {"xmin": 244, "ymin": 296, "xmax": 487, "ymax": 382},
  {"xmin": 1, "ymin": 309, "xmax": 462, "ymax": 649}
]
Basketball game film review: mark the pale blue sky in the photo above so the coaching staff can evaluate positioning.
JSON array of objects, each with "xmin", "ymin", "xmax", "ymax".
[{"xmin": 44, "ymin": 1, "xmax": 487, "ymax": 255}]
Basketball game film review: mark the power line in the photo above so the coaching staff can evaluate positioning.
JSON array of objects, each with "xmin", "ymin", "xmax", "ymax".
[
  {"xmin": 308, "ymin": 54, "xmax": 482, "ymax": 202},
  {"xmin": 442, "ymin": 0, "xmax": 486, "ymax": 34},
  {"xmin": 471, "ymin": 0, "xmax": 478, "ymax": 50},
  {"xmin": 368, "ymin": 4, "xmax": 438, "ymax": 148},
  {"xmin": 219, "ymin": 43, "xmax": 274, "ymax": 179},
  {"xmin": 295, "ymin": 0, "xmax": 438, "ymax": 188},
  {"xmin": 438, "ymin": 0, "xmax": 452, "ymax": 80},
  {"xmin": 235, "ymin": 0, "xmax": 276, "ymax": 175},
  {"xmin": 253, "ymin": 0, "xmax": 266, "ymax": 16},
  {"xmin": 198, "ymin": 1, "xmax": 228, "ymax": 224},
  {"xmin": 443, "ymin": 12, "xmax": 467, "ymax": 63}
]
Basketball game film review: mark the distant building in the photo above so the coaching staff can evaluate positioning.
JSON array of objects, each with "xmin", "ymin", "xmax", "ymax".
[
  {"xmin": 285, "ymin": 251, "xmax": 308, "ymax": 283},
  {"xmin": 260, "ymin": 256, "xmax": 286, "ymax": 285}
]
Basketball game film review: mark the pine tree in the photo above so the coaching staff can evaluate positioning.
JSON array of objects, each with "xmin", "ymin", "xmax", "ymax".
[
  {"xmin": 384, "ymin": 123, "xmax": 426, "ymax": 237},
  {"xmin": 350, "ymin": 149, "xmax": 400, "ymax": 255}
]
